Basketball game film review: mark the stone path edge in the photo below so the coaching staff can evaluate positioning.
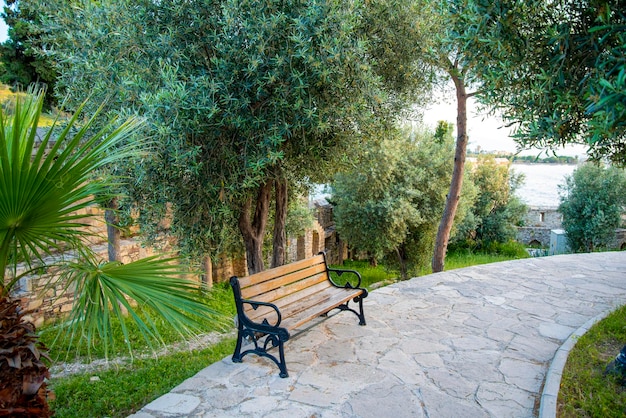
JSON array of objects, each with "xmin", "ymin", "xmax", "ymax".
[{"xmin": 539, "ymin": 305, "xmax": 622, "ymax": 418}]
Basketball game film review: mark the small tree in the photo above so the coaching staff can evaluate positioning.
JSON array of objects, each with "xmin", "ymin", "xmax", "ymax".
[
  {"xmin": 558, "ymin": 163, "xmax": 626, "ymax": 252},
  {"xmin": 332, "ymin": 127, "xmax": 462, "ymax": 279}
]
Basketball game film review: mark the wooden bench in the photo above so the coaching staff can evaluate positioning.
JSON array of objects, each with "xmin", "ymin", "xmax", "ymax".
[{"xmin": 229, "ymin": 252, "xmax": 367, "ymax": 377}]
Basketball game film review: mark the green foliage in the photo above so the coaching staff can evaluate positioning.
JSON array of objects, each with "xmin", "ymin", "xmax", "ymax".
[
  {"xmin": 451, "ymin": 155, "xmax": 528, "ymax": 249},
  {"xmin": 459, "ymin": 0, "xmax": 626, "ymax": 165},
  {"xmin": 558, "ymin": 163, "xmax": 626, "ymax": 252},
  {"xmin": 0, "ymin": 89, "xmax": 222, "ymax": 358},
  {"xmin": 284, "ymin": 198, "xmax": 315, "ymax": 237},
  {"xmin": 357, "ymin": 0, "xmax": 434, "ymax": 117},
  {"xmin": 49, "ymin": 338, "xmax": 235, "ymax": 418},
  {"xmin": 332, "ymin": 127, "xmax": 457, "ymax": 278},
  {"xmin": 434, "ymin": 121, "xmax": 454, "ymax": 143},
  {"xmin": 558, "ymin": 305, "xmax": 626, "ymax": 417}
]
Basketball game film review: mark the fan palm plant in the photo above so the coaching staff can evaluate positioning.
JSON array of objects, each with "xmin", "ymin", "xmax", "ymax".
[{"xmin": 0, "ymin": 90, "xmax": 220, "ymax": 415}]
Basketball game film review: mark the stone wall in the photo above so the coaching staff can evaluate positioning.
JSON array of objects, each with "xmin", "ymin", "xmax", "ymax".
[
  {"xmin": 612, "ymin": 229, "xmax": 626, "ymax": 250},
  {"xmin": 517, "ymin": 206, "xmax": 562, "ymax": 247},
  {"xmin": 517, "ymin": 227, "xmax": 552, "ymax": 247},
  {"xmin": 15, "ymin": 237, "xmax": 175, "ymax": 328},
  {"xmin": 285, "ymin": 219, "xmax": 326, "ymax": 264},
  {"xmin": 523, "ymin": 206, "xmax": 563, "ymax": 229},
  {"xmin": 212, "ymin": 253, "xmax": 248, "ymax": 282}
]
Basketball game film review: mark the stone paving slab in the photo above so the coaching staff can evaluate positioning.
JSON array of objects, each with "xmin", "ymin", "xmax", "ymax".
[{"xmin": 130, "ymin": 252, "xmax": 626, "ymax": 418}]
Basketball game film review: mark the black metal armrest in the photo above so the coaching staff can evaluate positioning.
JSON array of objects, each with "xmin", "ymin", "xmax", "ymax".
[
  {"xmin": 327, "ymin": 268, "xmax": 363, "ymax": 289},
  {"xmin": 239, "ymin": 298, "xmax": 283, "ymax": 328}
]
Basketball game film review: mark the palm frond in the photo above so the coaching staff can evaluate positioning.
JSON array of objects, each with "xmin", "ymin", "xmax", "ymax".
[{"xmin": 58, "ymin": 255, "xmax": 221, "ymax": 359}]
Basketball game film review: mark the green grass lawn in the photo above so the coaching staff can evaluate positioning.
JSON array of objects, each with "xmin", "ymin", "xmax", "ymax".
[
  {"xmin": 441, "ymin": 247, "xmax": 529, "ymax": 271},
  {"xmin": 44, "ymin": 283, "xmax": 236, "ymax": 418},
  {"xmin": 335, "ymin": 242, "xmax": 530, "ymax": 289},
  {"xmin": 49, "ymin": 338, "xmax": 235, "ymax": 418},
  {"xmin": 330, "ymin": 259, "xmax": 398, "ymax": 289},
  {"xmin": 557, "ymin": 305, "xmax": 626, "ymax": 417}
]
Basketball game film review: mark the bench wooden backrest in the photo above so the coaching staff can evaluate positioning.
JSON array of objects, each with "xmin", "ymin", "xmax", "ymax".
[{"xmin": 237, "ymin": 254, "xmax": 332, "ymax": 317}]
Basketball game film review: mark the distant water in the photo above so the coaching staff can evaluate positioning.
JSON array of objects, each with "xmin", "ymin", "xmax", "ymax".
[
  {"xmin": 512, "ymin": 163, "xmax": 577, "ymax": 207},
  {"xmin": 313, "ymin": 163, "xmax": 576, "ymax": 208}
]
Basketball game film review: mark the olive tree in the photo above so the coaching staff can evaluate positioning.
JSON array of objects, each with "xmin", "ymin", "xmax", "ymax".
[
  {"xmin": 467, "ymin": 0, "xmax": 626, "ymax": 166},
  {"xmin": 365, "ymin": 0, "xmax": 533, "ymax": 272},
  {"xmin": 331, "ymin": 126, "xmax": 467, "ymax": 279},
  {"xmin": 373, "ymin": 0, "xmax": 626, "ymax": 271},
  {"xmin": 38, "ymin": 0, "xmax": 403, "ymax": 274}
]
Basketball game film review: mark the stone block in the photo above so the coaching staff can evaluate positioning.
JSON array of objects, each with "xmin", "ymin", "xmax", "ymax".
[
  {"xmin": 26, "ymin": 298, "xmax": 44, "ymax": 311},
  {"xmin": 143, "ymin": 393, "xmax": 201, "ymax": 415}
]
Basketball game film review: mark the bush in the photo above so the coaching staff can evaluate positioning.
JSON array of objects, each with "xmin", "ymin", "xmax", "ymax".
[{"xmin": 559, "ymin": 163, "xmax": 626, "ymax": 252}]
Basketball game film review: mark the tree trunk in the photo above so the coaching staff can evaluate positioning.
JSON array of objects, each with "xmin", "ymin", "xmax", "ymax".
[
  {"xmin": 337, "ymin": 236, "xmax": 345, "ymax": 265},
  {"xmin": 239, "ymin": 181, "xmax": 272, "ymax": 274},
  {"xmin": 271, "ymin": 177, "xmax": 288, "ymax": 268},
  {"xmin": 396, "ymin": 246, "xmax": 408, "ymax": 280},
  {"xmin": 432, "ymin": 72, "xmax": 469, "ymax": 273},
  {"xmin": 105, "ymin": 197, "xmax": 121, "ymax": 262},
  {"xmin": 201, "ymin": 255, "xmax": 213, "ymax": 289}
]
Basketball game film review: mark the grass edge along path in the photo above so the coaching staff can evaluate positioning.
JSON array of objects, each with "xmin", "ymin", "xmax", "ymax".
[
  {"xmin": 49, "ymin": 337, "xmax": 236, "ymax": 418},
  {"xmin": 557, "ymin": 304, "xmax": 626, "ymax": 417}
]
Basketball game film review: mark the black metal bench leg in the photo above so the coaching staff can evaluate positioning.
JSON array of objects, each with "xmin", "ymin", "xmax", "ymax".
[
  {"xmin": 278, "ymin": 340, "xmax": 289, "ymax": 378},
  {"xmin": 232, "ymin": 331, "xmax": 244, "ymax": 363},
  {"xmin": 358, "ymin": 297, "xmax": 366, "ymax": 326}
]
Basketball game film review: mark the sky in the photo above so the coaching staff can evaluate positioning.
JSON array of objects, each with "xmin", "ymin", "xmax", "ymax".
[
  {"xmin": 421, "ymin": 91, "xmax": 588, "ymax": 157},
  {"xmin": 0, "ymin": 3, "xmax": 586, "ymax": 157}
]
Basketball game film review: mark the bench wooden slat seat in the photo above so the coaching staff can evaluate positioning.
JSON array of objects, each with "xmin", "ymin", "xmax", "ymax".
[{"xmin": 230, "ymin": 252, "xmax": 368, "ymax": 377}]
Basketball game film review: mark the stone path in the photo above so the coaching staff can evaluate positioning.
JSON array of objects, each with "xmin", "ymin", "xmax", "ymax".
[{"xmin": 130, "ymin": 252, "xmax": 626, "ymax": 418}]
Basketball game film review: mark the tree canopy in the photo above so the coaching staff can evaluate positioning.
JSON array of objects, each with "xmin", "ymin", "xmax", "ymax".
[{"xmin": 463, "ymin": 0, "xmax": 626, "ymax": 165}]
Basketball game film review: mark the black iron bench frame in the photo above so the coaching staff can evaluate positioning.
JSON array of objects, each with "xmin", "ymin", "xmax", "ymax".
[{"xmin": 229, "ymin": 252, "xmax": 367, "ymax": 378}]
